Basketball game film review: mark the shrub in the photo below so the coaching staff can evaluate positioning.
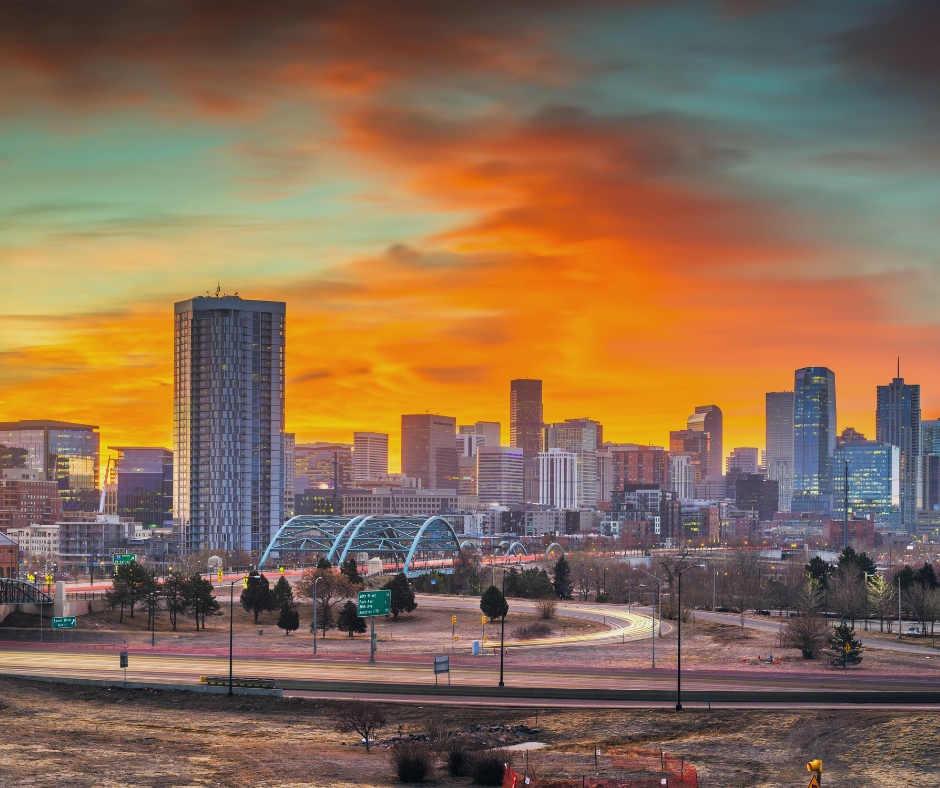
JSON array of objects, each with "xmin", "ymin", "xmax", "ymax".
[
  {"xmin": 443, "ymin": 738, "xmax": 470, "ymax": 776},
  {"xmin": 468, "ymin": 749, "xmax": 509, "ymax": 786},
  {"xmin": 535, "ymin": 597, "xmax": 557, "ymax": 619},
  {"xmin": 511, "ymin": 622, "xmax": 552, "ymax": 639},
  {"xmin": 595, "ymin": 592, "xmax": 609, "ymax": 603},
  {"xmin": 391, "ymin": 741, "xmax": 433, "ymax": 783}
]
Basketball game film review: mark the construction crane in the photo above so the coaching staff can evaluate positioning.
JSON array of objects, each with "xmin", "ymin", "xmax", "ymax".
[{"xmin": 98, "ymin": 456, "xmax": 114, "ymax": 515}]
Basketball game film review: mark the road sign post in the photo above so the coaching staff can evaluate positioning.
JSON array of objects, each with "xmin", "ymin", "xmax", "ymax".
[
  {"xmin": 51, "ymin": 616, "xmax": 76, "ymax": 629},
  {"xmin": 434, "ymin": 655, "xmax": 450, "ymax": 686},
  {"xmin": 113, "ymin": 554, "xmax": 136, "ymax": 565},
  {"xmin": 357, "ymin": 590, "xmax": 390, "ymax": 663}
]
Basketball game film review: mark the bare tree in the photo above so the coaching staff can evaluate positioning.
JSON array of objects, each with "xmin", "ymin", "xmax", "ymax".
[
  {"xmin": 297, "ymin": 567, "xmax": 354, "ymax": 636},
  {"xmin": 335, "ymin": 700, "xmax": 387, "ymax": 752},
  {"xmin": 721, "ymin": 549, "xmax": 764, "ymax": 628},
  {"xmin": 867, "ymin": 574, "xmax": 897, "ymax": 633},
  {"xmin": 782, "ymin": 612, "xmax": 829, "ymax": 659},
  {"xmin": 829, "ymin": 568, "xmax": 866, "ymax": 627}
]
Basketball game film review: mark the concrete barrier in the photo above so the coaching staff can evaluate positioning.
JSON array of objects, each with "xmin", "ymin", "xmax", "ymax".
[{"xmin": 0, "ymin": 672, "xmax": 283, "ymax": 697}]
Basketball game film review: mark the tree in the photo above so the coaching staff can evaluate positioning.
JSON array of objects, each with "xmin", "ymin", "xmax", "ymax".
[
  {"xmin": 277, "ymin": 602, "xmax": 300, "ymax": 635},
  {"xmin": 383, "ymin": 572, "xmax": 417, "ymax": 620},
  {"xmin": 240, "ymin": 571, "xmax": 277, "ymax": 624},
  {"xmin": 837, "ymin": 546, "xmax": 877, "ymax": 578},
  {"xmin": 105, "ymin": 577, "xmax": 131, "ymax": 623},
  {"xmin": 829, "ymin": 568, "xmax": 867, "ymax": 627},
  {"xmin": 340, "ymin": 558, "xmax": 363, "ymax": 586},
  {"xmin": 806, "ymin": 556, "xmax": 834, "ymax": 590},
  {"xmin": 782, "ymin": 612, "xmax": 829, "ymax": 659},
  {"xmin": 867, "ymin": 574, "xmax": 897, "ymax": 633},
  {"xmin": 552, "ymin": 554, "xmax": 573, "ymax": 600},
  {"xmin": 335, "ymin": 700, "xmax": 387, "ymax": 752},
  {"xmin": 797, "ymin": 578, "xmax": 825, "ymax": 614},
  {"xmin": 184, "ymin": 574, "xmax": 221, "ymax": 630},
  {"xmin": 271, "ymin": 576, "xmax": 294, "ymax": 609},
  {"xmin": 828, "ymin": 622, "xmax": 863, "ymax": 668},
  {"xmin": 113, "ymin": 561, "xmax": 153, "ymax": 618},
  {"xmin": 337, "ymin": 600, "xmax": 367, "ymax": 637},
  {"xmin": 480, "ymin": 585, "xmax": 508, "ymax": 621},
  {"xmin": 316, "ymin": 557, "xmax": 332, "ymax": 571},
  {"xmin": 452, "ymin": 546, "xmax": 482, "ymax": 594},
  {"xmin": 297, "ymin": 567, "xmax": 353, "ymax": 635},
  {"xmin": 160, "ymin": 571, "xmax": 188, "ymax": 631}
]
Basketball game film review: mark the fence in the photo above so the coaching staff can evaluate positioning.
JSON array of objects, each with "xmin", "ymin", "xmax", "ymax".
[{"xmin": 503, "ymin": 748, "xmax": 697, "ymax": 788}]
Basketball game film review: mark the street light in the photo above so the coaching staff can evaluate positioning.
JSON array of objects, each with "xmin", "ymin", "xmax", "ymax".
[
  {"xmin": 310, "ymin": 575, "xmax": 322, "ymax": 654},
  {"xmin": 636, "ymin": 568, "xmax": 662, "ymax": 670},
  {"xmin": 228, "ymin": 576, "xmax": 248, "ymax": 697},
  {"xmin": 675, "ymin": 564, "xmax": 706, "ymax": 711}
]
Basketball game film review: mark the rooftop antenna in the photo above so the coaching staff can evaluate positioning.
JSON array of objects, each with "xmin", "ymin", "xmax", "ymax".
[
  {"xmin": 215, "ymin": 282, "xmax": 221, "ymax": 298},
  {"xmin": 897, "ymin": 356, "xmax": 900, "ymax": 379}
]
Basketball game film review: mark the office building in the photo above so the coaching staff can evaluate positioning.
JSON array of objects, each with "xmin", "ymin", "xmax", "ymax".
[
  {"xmin": 456, "ymin": 433, "xmax": 485, "ymax": 496},
  {"xmin": 477, "ymin": 446, "xmax": 524, "ymax": 506},
  {"xmin": 111, "ymin": 447, "xmax": 173, "ymax": 528},
  {"xmin": 876, "ymin": 375, "xmax": 920, "ymax": 531},
  {"xmin": 459, "ymin": 421, "xmax": 500, "ymax": 449},
  {"xmin": 607, "ymin": 444, "xmax": 669, "ymax": 488},
  {"xmin": 542, "ymin": 418, "xmax": 601, "ymax": 507},
  {"xmin": 766, "ymin": 391, "xmax": 795, "ymax": 512},
  {"xmin": 727, "ymin": 448, "xmax": 759, "ymax": 474},
  {"xmin": 669, "ymin": 455, "xmax": 695, "ymax": 500},
  {"xmin": 687, "ymin": 405, "xmax": 723, "ymax": 479},
  {"xmin": 510, "ymin": 379, "xmax": 543, "ymax": 503},
  {"xmin": 353, "ymin": 432, "xmax": 388, "ymax": 483},
  {"xmin": 0, "ymin": 420, "xmax": 100, "ymax": 511},
  {"xmin": 296, "ymin": 443, "xmax": 353, "ymax": 492},
  {"xmin": 173, "ymin": 294, "xmax": 286, "ymax": 554},
  {"xmin": 284, "ymin": 433, "xmax": 295, "ymax": 519},
  {"xmin": 832, "ymin": 440, "xmax": 900, "ymax": 524},
  {"xmin": 596, "ymin": 450, "xmax": 614, "ymax": 504},
  {"xmin": 837, "ymin": 427, "xmax": 867, "ymax": 448},
  {"xmin": 342, "ymin": 488, "xmax": 473, "ymax": 517},
  {"xmin": 922, "ymin": 418, "xmax": 940, "ymax": 455},
  {"xmin": 0, "ymin": 470, "xmax": 62, "ymax": 533},
  {"xmin": 733, "ymin": 474, "xmax": 779, "ymax": 521},
  {"xmin": 792, "ymin": 367, "xmax": 837, "ymax": 516},
  {"xmin": 401, "ymin": 414, "xmax": 458, "ymax": 490},
  {"xmin": 669, "ymin": 430, "xmax": 709, "ymax": 484},
  {"xmin": 0, "ymin": 531, "xmax": 16, "ymax": 578},
  {"xmin": 538, "ymin": 449, "xmax": 578, "ymax": 509}
]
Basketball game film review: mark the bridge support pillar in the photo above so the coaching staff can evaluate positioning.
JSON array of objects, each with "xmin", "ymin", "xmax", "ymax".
[{"xmin": 54, "ymin": 581, "xmax": 66, "ymax": 618}]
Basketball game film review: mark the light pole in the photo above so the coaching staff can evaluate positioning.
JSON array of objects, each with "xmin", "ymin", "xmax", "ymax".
[
  {"xmin": 310, "ymin": 575, "xmax": 322, "ymax": 654},
  {"xmin": 636, "ymin": 568, "xmax": 662, "ymax": 670},
  {"xmin": 228, "ymin": 577, "xmax": 246, "ymax": 697},
  {"xmin": 675, "ymin": 564, "xmax": 705, "ymax": 711},
  {"xmin": 499, "ymin": 574, "xmax": 507, "ymax": 688}
]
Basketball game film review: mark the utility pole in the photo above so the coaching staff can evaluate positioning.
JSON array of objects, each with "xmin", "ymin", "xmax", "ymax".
[{"xmin": 843, "ymin": 460, "xmax": 849, "ymax": 551}]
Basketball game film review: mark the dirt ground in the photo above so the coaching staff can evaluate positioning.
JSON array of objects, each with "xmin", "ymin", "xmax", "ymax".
[{"xmin": 0, "ymin": 675, "xmax": 937, "ymax": 787}]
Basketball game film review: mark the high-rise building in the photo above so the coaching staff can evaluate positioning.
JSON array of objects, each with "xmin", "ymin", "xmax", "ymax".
[
  {"xmin": 876, "ymin": 375, "xmax": 920, "ymax": 531},
  {"xmin": 456, "ymin": 433, "xmax": 485, "ymax": 495},
  {"xmin": 0, "ymin": 470, "xmax": 62, "ymax": 533},
  {"xmin": 733, "ymin": 473, "xmax": 779, "ymax": 521},
  {"xmin": 0, "ymin": 420, "xmax": 100, "ymax": 511},
  {"xmin": 296, "ymin": 443, "xmax": 353, "ymax": 492},
  {"xmin": 766, "ymin": 391, "xmax": 795, "ymax": 512},
  {"xmin": 460, "ymin": 421, "xmax": 501, "ymax": 449},
  {"xmin": 727, "ymin": 448, "xmax": 759, "ymax": 474},
  {"xmin": 542, "ymin": 418, "xmax": 601, "ymax": 507},
  {"xmin": 596, "ymin": 450, "xmax": 614, "ymax": 504},
  {"xmin": 832, "ymin": 440, "xmax": 900, "ymax": 523},
  {"xmin": 922, "ymin": 418, "xmax": 940, "ymax": 455},
  {"xmin": 510, "ymin": 379, "xmax": 543, "ymax": 503},
  {"xmin": 283, "ymin": 433, "xmax": 295, "ymax": 519},
  {"xmin": 669, "ymin": 455, "xmax": 695, "ymax": 500},
  {"xmin": 687, "ymin": 405, "xmax": 723, "ymax": 479},
  {"xmin": 538, "ymin": 449, "xmax": 578, "ymax": 509},
  {"xmin": 477, "ymin": 446, "xmax": 524, "ymax": 506},
  {"xmin": 792, "ymin": 367, "xmax": 837, "ymax": 516},
  {"xmin": 401, "ymin": 414, "xmax": 458, "ymax": 490},
  {"xmin": 353, "ymin": 432, "xmax": 389, "ymax": 483},
  {"xmin": 173, "ymin": 295, "xmax": 286, "ymax": 554},
  {"xmin": 607, "ymin": 444, "xmax": 669, "ymax": 488},
  {"xmin": 111, "ymin": 447, "xmax": 173, "ymax": 528},
  {"xmin": 837, "ymin": 427, "xmax": 867, "ymax": 448},
  {"xmin": 919, "ymin": 417, "xmax": 940, "ymax": 519},
  {"xmin": 669, "ymin": 430, "xmax": 709, "ymax": 484}
]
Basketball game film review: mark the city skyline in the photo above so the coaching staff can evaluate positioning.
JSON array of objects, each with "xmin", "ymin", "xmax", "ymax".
[{"xmin": 3, "ymin": 3, "xmax": 940, "ymax": 467}]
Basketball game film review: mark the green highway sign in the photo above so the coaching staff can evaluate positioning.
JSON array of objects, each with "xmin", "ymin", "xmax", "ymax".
[
  {"xmin": 51, "ymin": 616, "xmax": 77, "ymax": 629},
  {"xmin": 113, "ymin": 554, "xmax": 136, "ymax": 565},
  {"xmin": 357, "ymin": 589, "xmax": 391, "ymax": 617}
]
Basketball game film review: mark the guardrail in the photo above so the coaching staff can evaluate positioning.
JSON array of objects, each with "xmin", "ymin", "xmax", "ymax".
[{"xmin": 200, "ymin": 675, "xmax": 278, "ymax": 690}]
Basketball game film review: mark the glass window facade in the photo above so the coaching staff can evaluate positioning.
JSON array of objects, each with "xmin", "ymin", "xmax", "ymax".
[
  {"xmin": 113, "ymin": 447, "xmax": 173, "ymax": 527},
  {"xmin": 832, "ymin": 441, "xmax": 900, "ymax": 523},
  {"xmin": 792, "ymin": 367, "xmax": 836, "ymax": 516},
  {"xmin": 875, "ymin": 377, "xmax": 920, "ymax": 531}
]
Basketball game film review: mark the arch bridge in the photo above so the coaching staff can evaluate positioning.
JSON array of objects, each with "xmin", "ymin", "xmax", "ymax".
[{"xmin": 258, "ymin": 515, "xmax": 461, "ymax": 578}]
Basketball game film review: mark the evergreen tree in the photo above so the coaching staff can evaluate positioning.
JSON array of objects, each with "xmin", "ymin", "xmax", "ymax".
[
  {"xmin": 480, "ymin": 585, "xmax": 508, "ymax": 621},
  {"xmin": 161, "ymin": 571, "xmax": 188, "ymax": 631},
  {"xmin": 317, "ymin": 598, "xmax": 336, "ymax": 636},
  {"xmin": 338, "ymin": 600, "xmax": 367, "ymax": 637},
  {"xmin": 277, "ymin": 602, "xmax": 300, "ymax": 635},
  {"xmin": 271, "ymin": 575, "xmax": 294, "ymax": 608},
  {"xmin": 113, "ymin": 561, "xmax": 153, "ymax": 618},
  {"xmin": 828, "ymin": 622, "xmax": 863, "ymax": 668},
  {"xmin": 184, "ymin": 574, "xmax": 221, "ymax": 630},
  {"xmin": 553, "ymin": 555, "xmax": 573, "ymax": 600},
  {"xmin": 340, "ymin": 558, "xmax": 363, "ymax": 586},
  {"xmin": 805, "ymin": 556, "xmax": 834, "ymax": 589},
  {"xmin": 383, "ymin": 572, "xmax": 417, "ymax": 620},
  {"xmin": 240, "ymin": 571, "xmax": 277, "ymax": 624},
  {"xmin": 837, "ymin": 546, "xmax": 877, "ymax": 577},
  {"xmin": 316, "ymin": 558, "xmax": 332, "ymax": 571},
  {"xmin": 105, "ymin": 578, "xmax": 131, "ymax": 623}
]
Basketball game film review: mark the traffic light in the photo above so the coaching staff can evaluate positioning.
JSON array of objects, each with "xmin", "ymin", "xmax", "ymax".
[
  {"xmin": 452, "ymin": 615, "xmax": 457, "ymax": 625},
  {"xmin": 806, "ymin": 760, "xmax": 822, "ymax": 774},
  {"xmin": 243, "ymin": 577, "xmax": 249, "ymax": 589},
  {"xmin": 453, "ymin": 635, "xmax": 458, "ymax": 641},
  {"xmin": 482, "ymin": 615, "xmax": 486, "ymax": 626},
  {"xmin": 279, "ymin": 566, "xmax": 285, "ymax": 574}
]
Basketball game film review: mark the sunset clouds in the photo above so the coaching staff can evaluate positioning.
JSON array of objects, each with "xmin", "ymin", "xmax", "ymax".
[{"xmin": 2, "ymin": 1, "xmax": 939, "ymax": 465}]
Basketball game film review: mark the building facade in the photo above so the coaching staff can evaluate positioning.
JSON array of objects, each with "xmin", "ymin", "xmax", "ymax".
[
  {"xmin": 0, "ymin": 470, "xmax": 62, "ymax": 532},
  {"xmin": 607, "ymin": 444, "xmax": 669, "ymax": 488},
  {"xmin": 476, "ymin": 446, "xmax": 524, "ymax": 506},
  {"xmin": 766, "ymin": 390, "xmax": 795, "ymax": 512},
  {"xmin": 510, "ymin": 379, "xmax": 543, "ymax": 503},
  {"xmin": 173, "ymin": 295, "xmax": 286, "ymax": 554},
  {"xmin": 687, "ymin": 405, "xmax": 723, "ymax": 480},
  {"xmin": 668, "ymin": 455, "xmax": 695, "ymax": 500},
  {"xmin": 538, "ymin": 449, "xmax": 578, "ymax": 509},
  {"xmin": 459, "ymin": 421, "xmax": 501, "ymax": 449},
  {"xmin": 792, "ymin": 367, "xmax": 837, "ymax": 516},
  {"xmin": 669, "ymin": 430, "xmax": 709, "ymax": 484},
  {"xmin": 0, "ymin": 420, "xmax": 100, "ymax": 511},
  {"xmin": 875, "ymin": 376, "xmax": 920, "ymax": 531},
  {"xmin": 111, "ymin": 447, "xmax": 173, "ymax": 528},
  {"xmin": 733, "ymin": 474, "xmax": 779, "ymax": 521},
  {"xmin": 832, "ymin": 440, "xmax": 900, "ymax": 524},
  {"xmin": 727, "ymin": 448, "xmax": 759, "ymax": 474},
  {"xmin": 341, "ymin": 489, "xmax": 472, "ymax": 517},
  {"xmin": 542, "ymin": 418, "xmax": 601, "ymax": 507},
  {"xmin": 295, "ymin": 443, "xmax": 353, "ymax": 492},
  {"xmin": 283, "ymin": 433, "xmax": 295, "ymax": 519},
  {"xmin": 353, "ymin": 432, "xmax": 389, "ymax": 483},
  {"xmin": 401, "ymin": 414, "xmax": 457, "ymax": 490}
]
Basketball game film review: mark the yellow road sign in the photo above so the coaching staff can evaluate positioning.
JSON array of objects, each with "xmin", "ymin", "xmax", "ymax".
[{"xmin": 806, "ymin": 774, "xmax": 819, "ymax": 788}]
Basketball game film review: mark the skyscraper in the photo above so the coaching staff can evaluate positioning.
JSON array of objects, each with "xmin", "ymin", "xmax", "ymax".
[
  {"xmin": 669, "ymin": 455, "xmax": 695, "ymax": 500},
  {"xmin": 510, "ymin": 379, "xmax": 543, "ymax": 503},
  {"xmin": 353, "ymin": 432, "xmax": 389, "ymax": 483},
  {"xmin": 876, "ymin": 374, "xmax": 920, "ymax": 531},
  {"xmin": 477, "ymin": 446, "xmax": 524, "ymax": 506},
  {"xmin": 283, "ymin": 433, "xmax": 295, "ymax": 519},
  {"xmin": 726, "ymin": 448, "xmax": 759, "ymax": 474},
  {"xmin": 542, "ymin": 418, "xmax": 601, "ymax": 507},
  {"xmin": 0, "ymin": 420, "xmax": 100, "ymax": 511},
  {"xmin": 669, "ymin": 430, "xmax": 709, "ymax": 484},
  {"xmin": 687, "ymin": 405, "xmax": 723, "ymax": 479},
  {"xmin": 111, "ymin": 447, "xmax": 173, "ymax": 528},
  {"xmin": 792, "ymin": 367, "xmax": 836, "ymax": 516},
  {"xmin": 174, "ymin": 294, "xmax": 286, "ymax": 553},
  {"xmin": 832, "ymin": 440, "xmax": 900, "ymax": 522},
  {"xmin": 766, "ymin": 391, "xmax": 794, "ymax": 512},
  {"xmin": 401, "ymin": 414, "xmax": 457, "ymax": 489},
  {"xmin": 538, "ymin": 448, "xmax": 578, "ymax": 509},
  {"xmin": 459, "ymin": 421, "xmax": 501, "ymax": 449}
]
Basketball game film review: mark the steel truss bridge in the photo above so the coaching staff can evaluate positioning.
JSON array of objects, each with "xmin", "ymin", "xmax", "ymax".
[
  {"xmin": 0, "ymin": 578, "xmax": 53, "ymax": 605},
  {"xmin": 258, "ymin": 515, "xmax": 462, "ymax": 577}
]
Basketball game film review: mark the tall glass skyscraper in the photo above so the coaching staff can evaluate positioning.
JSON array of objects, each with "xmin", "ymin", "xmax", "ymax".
[
  {"xmin": 687, "ymin": 405, "xmax": 723, "ymax": 480},
  {"xmin": 832, "ymin": 440, "xmax": 900, "ymax": 522},
  {"xmin": 876, "ymin": 375, "xmax": 920, "ymax": 531},
  {"xmin": 112, "ymin": 447, "xmax": 173, "ymax": 527},
  {"xmin": 792, "ymin": 367, "xmax": 836, "ymax": 515},
  {"xmin": 765, "ymin": 391, "xmax": 794, "ymax": 512},
  {"xmin": 510, "ymin": 379, "xmax": 543, "ymax": 503},
  {"xmin": 174, "ymin": 295, "xmax": 286, "ymax": 555},
  {"xmin": 0, "ymin": 420, "xmax": 100, "ymax": 510}
]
